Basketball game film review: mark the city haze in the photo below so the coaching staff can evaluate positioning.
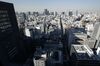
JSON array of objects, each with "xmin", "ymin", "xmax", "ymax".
[{"xmin": 0, "ymin": 0, "xmax": 100, "ymax": 12}]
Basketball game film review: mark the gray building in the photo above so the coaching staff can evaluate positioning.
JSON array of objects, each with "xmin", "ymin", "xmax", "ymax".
[
  {"xmin": 69, "ymin": 10, "xmax": 73, "ymax": 17},
  {"xmin": 70, "ymin": 44, "xmax": 100, "ymax": 66},
  {"xmin": 87, "ymin": 22, "xmax": 100, "ymax": 49},
  {"xmin": 68, "ymin": 28, "xmax": 87, "ymax": 51}
]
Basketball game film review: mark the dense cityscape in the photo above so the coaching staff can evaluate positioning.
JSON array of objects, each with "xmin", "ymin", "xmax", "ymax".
[
  {"xmin": 16, "ymin": 9, "xmax": 100, "ymax": 66},
  {"xmin": 0, "ymin": 0, "xmax": 100, "ymax": 66}
]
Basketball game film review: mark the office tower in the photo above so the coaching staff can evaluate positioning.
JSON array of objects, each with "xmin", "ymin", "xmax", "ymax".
[
  {"xmin": 20, "ymin": 12, "xmax": 27, "ymax": 20},
  {"xmin": 54, "ymin": 11, "xmax": 57, "ymax": 17},
  {"xmin": 68, "ymin": 28, "xmax": 87, "ymax": 51},
  {"xmin": 76, "ymin": 10, "xmax": 78, "ymax": 16},
  {"xmin": 84, "ymin": 22, "xmax": 100, "ymax": 49},
  {"xmin": 93, "ymin": 22, "xmax": 100, "ymax": 49},
  {"xmin": 0, "ymin": 1, "xmax": 35, "ymax": 66},
  {"xmin": 43, "ymin": 17, "xmax": 47, "ymax": 34},
  {"xmin": 92, "ymin": 22, "xmax": 100, "ymax": 40},
  {"xmin": 70, "ymin": 45, "xmax": 100, "ymax": 66},
  {"xmin": 86, "ymin": 22, "xmax": 100, "ymax": 49},
  {"xmin": 44, "ymin": 9, "xmax": 50, "ymax": 15},
  {"xmin": 0, "ymin": 1, "xmax": 20, "ymax": 62},
  {"xmin": 0, "ymin": 1, "xmax": 19, "ymax": 40},
  {"xmin": 59, "ymin": 17, "xmax": 64, "ymax": 36},
  {"xmin": 69, "ymin": 10, "xmax": 73, "ymax": 17}
]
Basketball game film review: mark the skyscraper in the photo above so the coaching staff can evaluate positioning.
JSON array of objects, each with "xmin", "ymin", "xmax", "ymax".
[
  {"xmin": 69, "ymin": 10, "xmax": 73, "ymax": 17},
  {"xmin": 0, "ymin": 1, "xmax": 20, "ymax": 64},
  {"xmin": 0, "ymin": 1, "xmax": 35, "ymax": 66},
  {"xmin": 44, "ymin": 9, "xmax": 50, "ymax": 15}
]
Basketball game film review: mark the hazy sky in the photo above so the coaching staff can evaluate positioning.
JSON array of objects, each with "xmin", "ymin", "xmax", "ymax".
[{"xmin": 0, "ymin": 0, "xmax": 100, "ymax": 12}]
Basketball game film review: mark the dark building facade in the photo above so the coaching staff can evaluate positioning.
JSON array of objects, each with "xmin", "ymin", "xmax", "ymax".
[
  {"xmin": 0, "ymin": 1, "xmax": 35, "ymax": 66},
  {"xmin": 0, "ymin": 1, "xmax": 19, "ymax": 41},
  {"xmin": 0, "ymin": 1, "xmax": 20, "ymax": 62}
]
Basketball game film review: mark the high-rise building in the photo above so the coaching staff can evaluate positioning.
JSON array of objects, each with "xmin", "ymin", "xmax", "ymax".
[
  {"xmin": 70, "ymin": 45, "xmax": 100, "ymax": 66},
  {"xmin": 59, "ymin": 17, "xmax": 64, "ymax": 36},
  {"xmin": 54, "ymin": 11, "xmax": 58, "ymax": 17},
  {"xmin": 92, "ymin": 22, "xmax": 100, "ymax": 49},
  {"xmin": 44, "ymin": 9, "xmax": 50, "ymax": 15},
  {"xmin": 0, "ymin": 1, "xmax": 35, "ymax": 66},
  {"xmin": 0, "ymin": 1, "xmax": 19, "ymax": 41},
  {"xmin": 69, "ymin": 10, "xmax": 73, "ymax": 17},
  {"xmin": 76, "ymin": 10, "xmax": 78, "ymax": 16},
  {"xmin": 0, "ymin": 1, "xmax": 20, "ymax": 62}
]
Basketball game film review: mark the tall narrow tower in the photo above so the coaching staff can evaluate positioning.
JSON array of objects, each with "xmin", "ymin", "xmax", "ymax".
[
  {"xmin": 60, "ymin": 16, "xmax": 63, "ymax": 37},
  {"xmin": 43, "ymin": 17, "xmax": 47, "ymax": 34}
]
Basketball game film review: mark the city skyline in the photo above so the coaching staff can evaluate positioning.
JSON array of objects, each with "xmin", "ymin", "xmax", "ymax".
[
  {"xmin": 1, "ymin": 1, "xmax": 100, "ymax": 66},
  {"xmin": 0, "ymin": 0, "xmax": 100, "ymax": 12}
]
